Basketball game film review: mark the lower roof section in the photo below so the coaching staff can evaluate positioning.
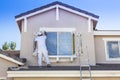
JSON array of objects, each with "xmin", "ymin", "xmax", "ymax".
[
  {"xmin": 8, "ymin": 64, "xmax": 120, "ymax": 71},
  {"xmin": 7, "ymin": 64, "xmax": 120, "ymax": 78}
]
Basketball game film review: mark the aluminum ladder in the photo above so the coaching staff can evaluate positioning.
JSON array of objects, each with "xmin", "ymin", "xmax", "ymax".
[{"xmin": 77, "ymin": 33, "xmax": 92, "ymax": 80}]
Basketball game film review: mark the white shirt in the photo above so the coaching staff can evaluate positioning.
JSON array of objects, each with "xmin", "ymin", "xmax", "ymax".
[{"xmin": 35, "ymin": 35, "xmax": 47, "ymax": 51}]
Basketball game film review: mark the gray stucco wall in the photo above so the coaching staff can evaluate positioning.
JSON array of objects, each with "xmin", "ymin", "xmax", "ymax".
[{"xmin": 20, "ymin": 8, "xmax": 96, "ymax": 66}]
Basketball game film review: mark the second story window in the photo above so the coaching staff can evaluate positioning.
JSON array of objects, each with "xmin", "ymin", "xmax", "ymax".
[{"xmin": 46, "ymin": 32, "xmax": 75, "ymax": 56}]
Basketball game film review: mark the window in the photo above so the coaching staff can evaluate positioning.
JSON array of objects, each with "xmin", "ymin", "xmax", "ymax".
[
  {"xmin": 104, "ymin": 38, "xmax": 120, "ymax": 60},
  {"xmin": 107, "ymin": 41, "xmax": 120, "ymax": 58},
  {"xmin": 46, "ymin": 32, "xmax": 75, "ymax": 56},
  {"xmin": 46, "ymin": 32, "xmax": 57, "ymax": 55}
]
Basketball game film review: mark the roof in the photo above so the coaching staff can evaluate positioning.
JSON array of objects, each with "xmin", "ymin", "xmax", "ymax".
[
  {"xmin": 15, "ymin": 1, "xmax": 99, "ymax": 32},
  {"xmin": 15, "ymin": 1, "xmax": 99, "ymax": 19},
  {"xmin": 7, "ymin": 64, "xmax": 120, "ymax": 77},
  {"xmin": 8, "ymin": 64, "xmax": 120, "ymax": 71},
  {"xmin": 0, "ymin": 50, "xmax": 24, "ymax": 65}
]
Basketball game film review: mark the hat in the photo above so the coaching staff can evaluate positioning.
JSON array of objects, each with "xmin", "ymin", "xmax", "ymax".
[{"xmin": 37, "ymin": 31, "xmax": 42, "ymax": 35}]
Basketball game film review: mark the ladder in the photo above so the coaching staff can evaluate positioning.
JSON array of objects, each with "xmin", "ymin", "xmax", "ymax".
[{"xmin": 77, "ymin": 33, "xmax": 92, "ymax": 80}]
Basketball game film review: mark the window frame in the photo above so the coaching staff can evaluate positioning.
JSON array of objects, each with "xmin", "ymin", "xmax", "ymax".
[
  {"xmin": 103, "ymin": 38, "xmax": 120, "ymax": 61},
  {"xmin": 47, "ymin": 31, "xmax": 76, "ymax": 56}
]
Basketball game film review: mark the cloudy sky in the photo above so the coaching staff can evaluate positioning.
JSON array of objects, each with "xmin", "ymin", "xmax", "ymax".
[{"xmin": 0, "ymin": 0, "xmax": 120, "ymax": 50}]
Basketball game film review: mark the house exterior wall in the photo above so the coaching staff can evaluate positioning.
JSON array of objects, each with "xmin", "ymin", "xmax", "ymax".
[
  {"xmin": 20, "ymin": 8, "xmax": 96, "ymax": 66},
  {"xmin": 94, "ymin": 36, "xmax": 120, "ymax": 64},
  {"xmin": 0, "ymin": 58, "xmax": 18, "ymax": 79}
]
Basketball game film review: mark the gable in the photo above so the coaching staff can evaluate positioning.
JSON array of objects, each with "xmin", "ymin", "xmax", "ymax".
[
  {"xmin": 15, "ymin": 1, "xmax": 99, "ymax": 19},
  {"xmin": 15, "ymin": 1, "xmax": 99, "ymax": 32}
]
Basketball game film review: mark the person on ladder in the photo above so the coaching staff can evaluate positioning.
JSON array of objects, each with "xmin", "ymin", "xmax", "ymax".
[{"xmin": 34, "ymin": 31, "xmax": 51, "ymax": 67}]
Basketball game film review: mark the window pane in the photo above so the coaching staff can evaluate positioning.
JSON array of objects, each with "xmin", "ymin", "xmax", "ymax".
[
  {"xmin": 107, "ymin": 41, "xmax": 120, "ymax": 58},
  {"xmin": 59, "ymin": 32, "xmax": 72, "ymax": 55},
  {"xmin": 46, "ymin": 32, "xmax": 57, "ymax": 55}
]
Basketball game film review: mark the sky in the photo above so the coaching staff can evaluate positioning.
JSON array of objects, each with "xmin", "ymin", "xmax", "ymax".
[{"xmin": 0, "ymin": 0, "xmax": 120, "ymax": 50}]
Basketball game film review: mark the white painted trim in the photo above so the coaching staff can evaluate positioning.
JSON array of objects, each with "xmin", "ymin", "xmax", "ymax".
[
  {"xmin": 0, "ymin": 54, "xmax": 24, "ymax": 65},
  {"xmin": 104, "ymin": 39, "xmax": 109, "ymax": 61},
  {"xmin": 57, "ymin": 32, "xmax": 59, "ymax": 62},
  {"xmin": 16, "ymin": 4, "xmax": 98, "ymax": 21},
  {"xmin": 49, "ymin": 55, "xmax": 76, "ymax": 58},
  {"xmin": 94, "ymin": 31, "xmax": 120, "ymax": 36},
  {"xmin": 48, "ymin": 54, "xmax": 76, "ymax": 62},
  {"xmin": 24, "ymin": 18, "xmax": 27, "ymax": 32},
  {"xmin": 103, "ymin": 38, "xmax": 120, "ymax": 61},
  {"xmin": 70, "ymin": 56, "xmax": 73, "ymax": 62},
  {"xmin": 21, "ymin": 20, "xmax": 24, "ymax": 32},
  {"xmin": 58, "ymin": 5, "xmax": 98, "ymax": 21},
  {"xmin": 7, "ymin": 70, "xmax": 120, "ymax": 77},
  {"xmin": 56, "ymin": 5, "xmax": 59, "ymax": 21},
  {"xmin": 39, "ymin": 27, "xmax": 76, "ymax": 32},
  {"xmin": 103, "ymin": 38, "xmax": 120, "ymax": 41},
  {"xmin": 16, "ymin": 5, "xmax": 56, "ymax": 21},
  {"xmin": 119, "ymin": 42, "xmax": 120, "ymax": 57},
  {"xmin": 0, "ymin": 77, "xmax": 6, "ymax": 80},
  {"xmin": 88, "ymin": 18, "xmax": 91, "ymax": 32}
]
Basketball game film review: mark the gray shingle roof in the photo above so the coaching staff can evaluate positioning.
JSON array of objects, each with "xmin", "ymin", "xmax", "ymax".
[
  {"xmin": 8, "ymin": 64, "xmax": 120, "ymax": 71},
  {"xmin": 15, "ymin": 1, "xmax": 99, "ymax": 19}
]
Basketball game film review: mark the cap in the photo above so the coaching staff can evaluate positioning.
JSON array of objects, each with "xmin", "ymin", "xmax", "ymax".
[{"xmin": 37, "ymin": 31, "xmax": 42, "ymax": 35}]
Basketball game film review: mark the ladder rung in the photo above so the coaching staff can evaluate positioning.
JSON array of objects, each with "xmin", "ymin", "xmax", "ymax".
[
  {"xmin": 82, "ymin": 79, "xmax": 91, "ymax": 80},
  {"xmin": 81, "ymin": 65, "xmax": 90, "ymax": 67},
  {"xmin": 82, "ymin": 78, "xmax": 91, "ymax": 80}
]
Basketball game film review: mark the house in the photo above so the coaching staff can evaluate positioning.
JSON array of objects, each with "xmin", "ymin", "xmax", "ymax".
[{"xmin": 5, "ymin": 1, "xmax": 120, "ymax": 80}]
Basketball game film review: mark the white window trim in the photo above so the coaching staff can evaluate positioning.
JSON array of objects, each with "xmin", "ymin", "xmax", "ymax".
[
  {"xmin": 46, "ymin": 55, "xmax": 76, "ymax": 62},
  {"xmin": 39, "ymin": 27, "xmax": 76, "ymax": 32},
  {"xmin": 103, "ymin": 38, "xmax": 120, "ymax": 61},
  {"xmin": 56, "ymin": 32, "xmax": 59, "ymax": 62},
  {"xmin": 38, "ymin": 27, "xmax": 76, "ymax": 62}
]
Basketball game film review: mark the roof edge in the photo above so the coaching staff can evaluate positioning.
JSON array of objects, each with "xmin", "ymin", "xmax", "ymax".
[
  {"xmin": 15, "ymin": 1, "xmax": 99, "ymax": 19},
  {"xmin": 15, "ymin": 1, "xmax": 59, "ymax": 18},
  {"xmin": 94, "ymin": 31, "xmax": 120, "ymax": 36},
  {"xmin": 0, "ymin": 53, "xmax": 24, "ymax": 65}
]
